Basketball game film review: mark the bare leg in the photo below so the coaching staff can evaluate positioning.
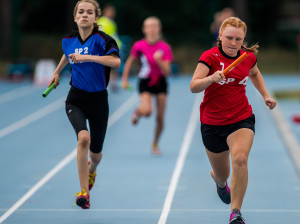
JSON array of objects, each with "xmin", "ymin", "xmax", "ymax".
[
  {"xmin": 205, "ymin": 148, "xmax": 230, "ymax": 187},
  {"xmin": 138, "ymin": 92, "xmax": 152, "ymax": 117},
  {"xmin": 77, "ymin": 130, "xmax": 90, "ymax": 194},
  {"xmin": 227, "ymin": 128, "xmax": 254, "ymax": 211},
  {"xmin": 109, "ymin": 69, "xmax": 118, "ymax": 92},
  {"xmin": 132, "ymin": 92, "xmax": 152, "ymax": 125},
  {"xmin": 89, "ymin": 151, "xmax": 102, "ymax": 174},
  {"xmin": 152, "ymin": 93, "xmax": 167, "ymax": 154}
]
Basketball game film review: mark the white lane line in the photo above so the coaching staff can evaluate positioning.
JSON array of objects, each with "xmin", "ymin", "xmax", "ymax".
[
  {"xmin": 0, "ymin": 97, "xmax": 65, "ymax": 138},
  {"xmin": 108, "ymin": 92, "xmax": 138, "ymax": 127},
  {"xmin": 0, "ymin": 93, "xmax": 139, "ymax": 224},
  {"xmin": 268, "ymin": 92, "xmax": 300, "ymax": 176},
  {"xmin": 1, "ymin": 208, "xmax": 300, "ymax": 213},
  {"xmin": 0, "ymin": 85, "xmax": 39, "ymax": 104},
  {"xmin": 253, "ymin": 87, "xmax": 300, "ymax": 176},
  {"xmin": 158, "ymin": 93, "xmax": 203, "ymax": 224}
]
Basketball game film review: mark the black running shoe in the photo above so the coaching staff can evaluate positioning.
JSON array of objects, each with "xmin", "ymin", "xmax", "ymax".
[
  {"xmin": 217, "ymin": 181, "xmax": 231, "ymax": 204},
  {"xmin": 229, "ymin": 209, "xmax": 245, "ymax": 224}
]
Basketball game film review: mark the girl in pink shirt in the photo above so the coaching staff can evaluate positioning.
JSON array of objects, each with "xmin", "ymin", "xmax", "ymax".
[{"xmin": 122, "ymin": 16, "xmax": 173, "ymax": 154}]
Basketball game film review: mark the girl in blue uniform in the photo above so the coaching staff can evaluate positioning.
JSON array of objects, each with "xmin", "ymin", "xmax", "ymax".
[{"xmin": 48, "ymin": 0, "xmax": 120, "ymax": 209}]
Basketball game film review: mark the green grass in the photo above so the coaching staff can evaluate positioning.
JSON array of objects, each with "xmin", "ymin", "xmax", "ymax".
[
  {"xmin": 0, "ymin": 34, "xmax": 299, "ymax": 77},
  {"xmin": 0, "ymin": 61, "xmax": 9, "ymax": 76},
  {"xmin": 257, "ymin": 47, "xmax": 299, "ymax": 74},
  {"xmin": 173, "ymin": 45, "xmax": 300, "ymax": 74},
  {"xmin": 273, "ymin": 89, "xmax": 300, "ymax": 99},
  {"xmin": 19, "ymin": 33, "xmax": 62, "ymax": 60}
]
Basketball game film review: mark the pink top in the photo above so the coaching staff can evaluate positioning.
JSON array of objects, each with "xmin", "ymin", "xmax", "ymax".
[{"xmin": 131, "ymin": 39, "xmax": 173, "ymax": 79}]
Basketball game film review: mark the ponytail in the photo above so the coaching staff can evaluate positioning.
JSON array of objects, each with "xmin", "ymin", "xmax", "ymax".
[{"xmin": 241, "ymin": 42, "xmax": 259, "ymax": 54}]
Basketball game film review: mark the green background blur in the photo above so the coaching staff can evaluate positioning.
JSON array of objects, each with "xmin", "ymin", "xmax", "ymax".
[{"xmin": 0, "ymin": 0, "xmax": 299, "ymax": 75}]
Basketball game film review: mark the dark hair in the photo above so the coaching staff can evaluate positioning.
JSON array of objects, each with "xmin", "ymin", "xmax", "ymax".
[{"xmin": 73, "ymin": 0, "xmax": 101, "ymax": 31}]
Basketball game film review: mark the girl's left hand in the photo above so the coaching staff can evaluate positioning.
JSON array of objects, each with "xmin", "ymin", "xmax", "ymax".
[
  {"xmin": 68, "ymin": 53, "xmax": 87, "ymax": 63},
  {"xmin": 265, "ymin": 97, "xmax": 277, "ymax": 110}
]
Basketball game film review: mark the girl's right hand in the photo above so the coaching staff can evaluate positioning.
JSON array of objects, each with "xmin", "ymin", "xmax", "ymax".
[
  {"xmin": 153, "ymin": 50, "xmax": 163, "ymax": 62},
  {"xmin": 48, "ymin": 73, "xmax": 60, "ymax": 88},
  {"xmin": 210, "ymin": 70, "xmax": 225, "ymax": 83}
]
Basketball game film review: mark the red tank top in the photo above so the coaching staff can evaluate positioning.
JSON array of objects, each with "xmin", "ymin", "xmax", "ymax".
[{"xmin": 198, "ymin": 47, "xmax": 257, "ymax": 125}]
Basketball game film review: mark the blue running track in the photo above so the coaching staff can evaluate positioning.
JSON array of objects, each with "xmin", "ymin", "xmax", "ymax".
[{"xmin": 0, "ymin": 75, "xmax": 300, "ymax": 224}]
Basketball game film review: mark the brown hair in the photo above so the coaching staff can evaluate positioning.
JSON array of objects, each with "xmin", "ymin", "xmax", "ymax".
[
  {"xmin": 73, "ymin": 0, "xmax": 101, "ymax": 31},
  {"xmin": 217, "ymin": 17, "xmax": 259, "ymax": 54}
]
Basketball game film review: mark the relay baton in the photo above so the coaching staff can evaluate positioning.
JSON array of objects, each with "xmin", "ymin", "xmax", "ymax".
[
  {"xmin": 223, "ymin": 52, "xmax": 248, "ymax": 75},
  {"xmin": 124, "ymin": 85, "xmax": 132, "ymax": 90},
  {"xmin": 121, "ymin": 82, "xmax": 132, "ymax": 90},
  {"xmin": 42, "ymin": 78, "xmax": 61, "ymax": 97}
]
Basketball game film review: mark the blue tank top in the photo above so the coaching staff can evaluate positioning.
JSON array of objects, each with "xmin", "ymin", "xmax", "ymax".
[{"xmin": 62, "ymin": 30, "xmax": 119, "ymax": 92}]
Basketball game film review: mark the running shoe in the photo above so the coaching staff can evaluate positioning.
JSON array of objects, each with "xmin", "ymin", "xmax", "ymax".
[
  {"xmin": 73, "ymin": 189, "xmax": 90, "ymax": 209},
  {"xmin": 151, "ymin": 142, "xmax": 161, "ymax": 155},
  {"xmin": 88, "ymin": 161, "xmax": 97, "ymax": 191},
  {"xmin": 217, "ymin": 181, "xmax": 231, "ymax": 204},
  {"xmin": 229, "ymin": 209, "xmax": 245, "ymax": 224},
  {"xmin": 131, "ymin": 109, "xmax": 139, "ymax": 125},
  {"xmin": 89, "ymin": 172, "xmax": 97, "ymax": 191}
]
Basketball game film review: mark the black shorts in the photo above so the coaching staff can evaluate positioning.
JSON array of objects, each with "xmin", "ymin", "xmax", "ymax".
[
  {"xmin": 201, "ymin": 114, "xmax": 255, "ymax": 153},
  {"xmin": 65, "ymin": 86, "xmax": 109, "ymax": 153},
  {"xmin": 138, "ymin": 77, "xmax": 168, "ymax": 94}
]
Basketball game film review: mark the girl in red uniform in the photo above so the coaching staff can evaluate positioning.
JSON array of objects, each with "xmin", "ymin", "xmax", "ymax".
[{"xmin": 190, "ymin": 17, "xmax": 276, "ymax": 224}]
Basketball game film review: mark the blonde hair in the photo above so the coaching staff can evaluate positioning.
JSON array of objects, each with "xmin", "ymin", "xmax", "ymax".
[
  {"xmin": 143, "ymin": 16, "xmax": 162, "ymax": 29},
  {"xmin": 217, "ymin": 17, "xmax": 259, "ymax": 54},
  {"xmin": 73, "ymin": 0, "xmax": 101, "ymax": 30}
]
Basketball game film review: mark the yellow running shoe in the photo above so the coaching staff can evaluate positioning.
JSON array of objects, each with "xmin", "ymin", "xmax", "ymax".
[
  {"xmin": 89, "ymin": 172, "xmax": 97, "ymax": 191},
  {"xmin": 152, "ymin": 143, "xmax": 161, "ymax": 155}
]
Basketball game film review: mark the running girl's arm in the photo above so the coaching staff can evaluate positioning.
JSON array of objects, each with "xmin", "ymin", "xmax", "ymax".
[
  {"xmin": 153, "ymin": 51, "xmax": 171, "ymax": 76},
  {"xmin": 68, "ymin": 53, "xmax": 121, "ymax": 68},
  {"xmin": 121, "ymin": 55, "xmax": 136, "ymax": 88},
  {"xmin": 190, "ymin": 63, "xmax": 225, "ymax": 93},
  {"xmin": 48, "ymin": 54, "xmax": 69, "ymax": 87},
  {"xmin": 249, "ymin": 64, "xmax": 276, "ymax": 110}
]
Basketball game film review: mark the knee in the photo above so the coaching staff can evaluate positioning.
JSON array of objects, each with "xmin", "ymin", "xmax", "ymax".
[
  {"xmin": 78, "ymin": 131, "xmax": 90, "ymax": 149},
  {"xmin": 143, "ymin": 109, "xmax": 152, "ymax": 117},
  {"xmin": 232, "ymin": 152, "xmax": 248, "ymax": 168}
]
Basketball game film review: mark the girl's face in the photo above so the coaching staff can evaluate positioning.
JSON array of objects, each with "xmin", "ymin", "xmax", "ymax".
[
  {"xmin": 143, "ymin": 18, "xmax": 161, "ymax": 42},
  {"xmin": 219, "ymin": 25, "xmax": 245, "ymax": 57},
  {"xmin": 74, "ymin": 2, "xmax": 97, "ymax": 30}
]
